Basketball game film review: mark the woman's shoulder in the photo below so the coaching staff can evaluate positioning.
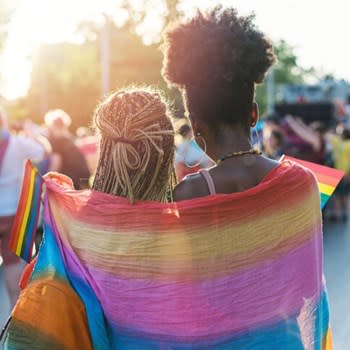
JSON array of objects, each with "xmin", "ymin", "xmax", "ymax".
[
  {"xmin": 277, "ymin": 159, "xmax": 320, "ymax": 202},
  {"xmin": 174, "ymin": 171, "xmax": 209, "ymax": 201},
  {"xmin": 281, "ymin": 158, "xmax": 317, "ymax": 180}
]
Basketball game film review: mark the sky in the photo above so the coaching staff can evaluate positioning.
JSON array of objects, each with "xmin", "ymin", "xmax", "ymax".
[{"xmin": 1, "ymin": 0, "xmax": 350, "ymax": 100}]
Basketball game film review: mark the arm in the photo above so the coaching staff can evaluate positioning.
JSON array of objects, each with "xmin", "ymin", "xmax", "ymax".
[{"xmin": 285, "ymin": 116, "xmax": 321, "ymax": 151}]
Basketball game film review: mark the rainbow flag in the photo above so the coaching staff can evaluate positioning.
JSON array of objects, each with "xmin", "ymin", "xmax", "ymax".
[
  {"xmin": 5, "ymin": 160, "xmax": 332, "ymax": 349},
  {"xmin": 282, "ymin": 155, "xmax": 344, "ymax": 209},
  {"xmin": 9, "ymin": 160, "xmax": 44, "ymax": 263}
]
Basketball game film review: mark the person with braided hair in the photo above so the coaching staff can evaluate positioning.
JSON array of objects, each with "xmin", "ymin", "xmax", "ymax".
[
  {"xmin": 3, "ymin": 88, "xmax": 177, "ymax": 349},
  {"xmin": 92, "ymin": 88, "xmax": 176, "ymax": 202}
]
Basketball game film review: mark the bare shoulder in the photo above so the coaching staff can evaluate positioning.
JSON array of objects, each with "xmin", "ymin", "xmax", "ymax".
[{"xmin": 173, "ymin": 173, "xmax": 208, "ymax": 201}]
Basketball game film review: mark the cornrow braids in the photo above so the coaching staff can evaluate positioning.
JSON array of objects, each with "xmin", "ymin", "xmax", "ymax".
[{"xmin": 92, "ymin": 88, "xmax": 176, "ymax": 203}]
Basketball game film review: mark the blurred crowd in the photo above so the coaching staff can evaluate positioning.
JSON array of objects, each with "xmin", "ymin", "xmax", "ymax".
[
  {"xmin": 260, "ymin": 113, "xmax": 350, "ymax": 223},
  {"xmin": 1, "ymin": 109, "xmax": 96, "ymax": 187},
  {"xmin": 0, "ymin": 108, "xmax": 96, "ymax": 306},
  {"xmin": 2, "ymin": 105, "xmax": 350, "ymax": 224}
]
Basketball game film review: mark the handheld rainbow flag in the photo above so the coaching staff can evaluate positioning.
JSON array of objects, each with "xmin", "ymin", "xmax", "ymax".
[
  {"xmin": 282, "ymin": 155, "xmax": 345, "ymax": 209},
  {"xmin": 9, "ymin": 160, "xmax": 44, "ymax": 262}
]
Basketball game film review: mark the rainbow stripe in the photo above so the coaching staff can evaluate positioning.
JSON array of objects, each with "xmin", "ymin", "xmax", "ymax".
[
  {"xmin": 9, "ymin": 160, "xmax": 44, "ymax": 262},
  {"xmin": 5, "ymin": 160, "xmax": 332, "ymax": 350},
  {"xmin": 283, "ymin": 155, "xmax": 344, "ymax": 209}
]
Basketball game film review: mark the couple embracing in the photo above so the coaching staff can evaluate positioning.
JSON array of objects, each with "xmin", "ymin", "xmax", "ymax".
[{"xmin": 4, "ymin": 6, "xmax": 331, "ymax": 350}]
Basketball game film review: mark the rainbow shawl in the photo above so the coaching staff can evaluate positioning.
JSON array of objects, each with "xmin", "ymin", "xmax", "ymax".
[{"xmin": 5, "ymin": 160, "xmax": 332, "ymax": 350}]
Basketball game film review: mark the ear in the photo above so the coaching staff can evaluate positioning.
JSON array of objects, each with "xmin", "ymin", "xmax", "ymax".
[
  {"xmin": 190, "ymin": 118, "xmax": 200, "ymax": 136},
  {"xmin": 250, "ymin": 102, "xmax": 259, "ymax": 127}
]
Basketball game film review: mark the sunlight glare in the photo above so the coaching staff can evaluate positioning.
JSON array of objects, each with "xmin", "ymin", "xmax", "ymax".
[
  {"xmin": 1, "ymin": 0, "xmax": 126, "ymax": 100},
  {"xmin": 135, "ymin": 0, "xmax": 168, "ymax": 45}
]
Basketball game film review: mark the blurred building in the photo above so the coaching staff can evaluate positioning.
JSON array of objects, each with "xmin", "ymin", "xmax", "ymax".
[{"xmin": 277, "ymin": 79, "xmax": 350, "ymax": 103}]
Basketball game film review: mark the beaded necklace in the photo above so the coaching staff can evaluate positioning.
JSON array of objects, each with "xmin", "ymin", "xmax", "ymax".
[{"xmin": 217, "ymin": 148, "xmax": 262, "ymax": 164}]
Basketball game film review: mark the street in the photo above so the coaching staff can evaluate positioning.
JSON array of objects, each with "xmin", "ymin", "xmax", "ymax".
[
  {"xmin": 0, "ymin": 218, "xmax": 349, "ymax": 348},
  {"xmin": 324, "ymin": 219, "xmax": 350, "ymax": 349}
]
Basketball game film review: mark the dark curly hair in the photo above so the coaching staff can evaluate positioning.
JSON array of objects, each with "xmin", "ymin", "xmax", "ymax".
[{"xmin": 162, "ymin": 6, "xmax": 276, "ymax": 131}]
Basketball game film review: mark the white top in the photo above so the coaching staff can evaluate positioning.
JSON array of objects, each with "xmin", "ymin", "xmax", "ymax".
[{"xmin": 0, "ymin": 135, "xmax": 45, "ymax": 216}]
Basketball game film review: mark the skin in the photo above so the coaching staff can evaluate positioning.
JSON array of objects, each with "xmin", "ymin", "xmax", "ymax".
[{"xmin": 174, "ymin": 103, "xmax": 280, "ymax": 200}]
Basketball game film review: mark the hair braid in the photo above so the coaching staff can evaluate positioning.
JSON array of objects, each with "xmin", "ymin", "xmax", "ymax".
[{"xmin": 92, "ymin": 88, "xmax": 176, "ymax": 203}]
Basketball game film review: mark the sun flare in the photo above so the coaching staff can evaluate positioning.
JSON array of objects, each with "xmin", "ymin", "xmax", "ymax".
[{"xmin": 1, "ymin": 0, "xmax": 128, "ymax": 100}]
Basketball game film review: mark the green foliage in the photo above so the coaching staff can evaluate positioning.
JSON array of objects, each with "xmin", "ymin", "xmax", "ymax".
[
  {"xmin": 10, "ymin": 18, "xmax": 183, "ymax": 129},
  {"xmin": 26, "ymin": 41, "xmax": 100, "ymax": 128},
  {"xmin": 274, "ymin": 40, "xmax": 305, "ymax": 85},
  {"xmin": 255, "ymin": 84, "xmax": 268, "ymax": 116},
  {"xmin": 256, "ymin": 40, "xmax": 314, "ymax": 116}
]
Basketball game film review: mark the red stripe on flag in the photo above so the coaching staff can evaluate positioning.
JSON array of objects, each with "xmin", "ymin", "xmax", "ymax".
[
  {"xmin": 316, "ymin": 173, "xmax": 340, "ymax": 188},
  {"xmin": 9, "ymin": 161, "xmax": 33, "ymax": 252},
  {"xmin": 283, "ymin": 156, "xmax": 344, "ymax": 180}
]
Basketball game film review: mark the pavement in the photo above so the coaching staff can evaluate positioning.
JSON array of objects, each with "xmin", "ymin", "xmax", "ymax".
[
  {"xmin": 0, "ymin": 264, "xmax": 10, "ymax": 326},
  {"xmin": 0, "ymin": 217, "xmax": 349, "ymax": 348},
  {"xmin": 324, "ymin": 219, "xmax": 350, "ymax": 349}
]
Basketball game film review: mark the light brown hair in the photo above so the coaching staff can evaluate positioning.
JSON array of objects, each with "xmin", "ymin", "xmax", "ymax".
[{"xmin": 92, "ymin": 88, "xmax": 176, "ymax": 203}]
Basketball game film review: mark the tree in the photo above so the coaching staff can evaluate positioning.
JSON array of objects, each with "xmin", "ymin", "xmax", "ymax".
[
  {"xmin": 15, "ymin": 19, "xmax": 174, "ymax": 129},
  {"xmin": 256, "ymin": 40, "xmax": 315, "ymax": 115},
  {"xmin": 26, "ymin": 41, "xmax": 100, "ymax": 128},
  {"xmin": 6, "ymin": 2, "xmax": 189, "ymax": 128},
  {"xmin": 273, "ymin": 40, "xmax": 310, "ymax": 85}
]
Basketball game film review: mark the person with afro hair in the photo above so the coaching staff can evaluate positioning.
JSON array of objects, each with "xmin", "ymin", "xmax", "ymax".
[
  {"xmin": 161, "ymin": 9, "xmax": 332, "ymax": 349},
  {"xmin": 162, "ymin": 6, "xmax": 280, "ymax": 199}
]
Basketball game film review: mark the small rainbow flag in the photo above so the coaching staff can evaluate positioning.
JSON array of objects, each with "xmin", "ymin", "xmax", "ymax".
[
  {"xmin": 9, "ymin": 160, "xmax": 44, "ymax": 262},
  {"xmin": 283, "ymin": 155, "xmax": 345, "ymax": 209}
]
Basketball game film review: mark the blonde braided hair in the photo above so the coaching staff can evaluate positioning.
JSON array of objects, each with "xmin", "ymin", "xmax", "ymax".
[{"xmin": 92, "ymin": 88, "xmax": 176, "ymax": 203}]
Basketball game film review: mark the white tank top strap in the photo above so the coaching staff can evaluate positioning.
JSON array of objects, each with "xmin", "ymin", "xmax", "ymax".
[{"xmin": 199, "ymin": 169, "xmax": 217, "ymax": 195}]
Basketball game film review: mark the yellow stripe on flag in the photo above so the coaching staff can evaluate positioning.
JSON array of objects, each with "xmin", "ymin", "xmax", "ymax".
[
  {"xmin": 318, "ymin": 183, "xmax": 335, "ymax": 197},
  {"xmin": 323, "ymin": 327, "xmax": 333, "ymax": 350},
  {"xmin": 16, "ymin": 167, "xmax": 36, "ymax": 256}
]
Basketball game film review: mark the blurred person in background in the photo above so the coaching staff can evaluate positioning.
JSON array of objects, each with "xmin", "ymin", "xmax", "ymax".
[
  {"xmin": 343, "ymin": 95, "xmax": 350, "ymax": 128},
  {"xmin": 282, "ymin": 115, "xmax": 326, "ymax": 164},
  {"xmin": 75, "ymin": 126, "xmax": 99, "ymax": 176},
  {"xmin": 44, "ymin": 109, "xmax": 90, "ymax": 189},
  {"xmin": 0, "ymin": 107, "xmax": 46, "ymax": 307},
  {"xmin": 174, "ymin": 120, "xmax": 214, "ymax": 181},
  {"xmin": 329, "ymin": 125, "xmax": 350, "ymax": 221},
  {"xmin": 263, "ymin": 129, "xmax": 285, "ymax": 160},
  {"xmin": 21, "ymin": 119, "xmax": 53, "ymax": 175}
]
